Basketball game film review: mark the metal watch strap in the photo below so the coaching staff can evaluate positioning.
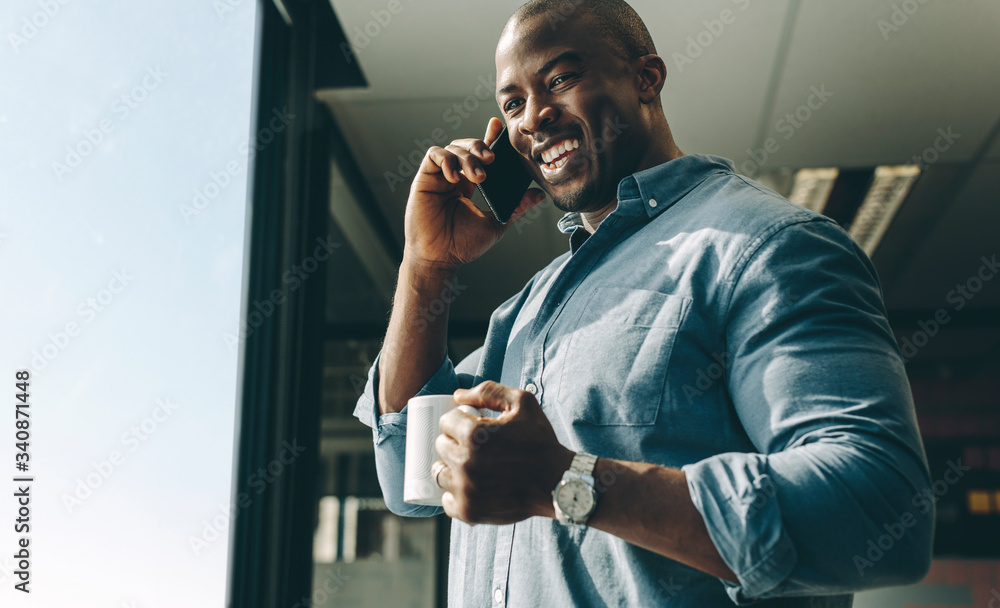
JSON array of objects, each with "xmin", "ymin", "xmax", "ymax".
[{"xmin": 569, "ymin": 452, "xmax": 598, "ymax": 477}]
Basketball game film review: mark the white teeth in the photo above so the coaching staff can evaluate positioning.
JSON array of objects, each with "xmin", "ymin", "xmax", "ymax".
[{"xmin": 540, "ymin": 139, "xmax": 580, "ymax": 166}]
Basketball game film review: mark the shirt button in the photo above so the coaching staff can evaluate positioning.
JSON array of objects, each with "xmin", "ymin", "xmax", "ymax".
[
  {"xmin": 494, "ymin": 587, "xmax": 504, "ymax": 603},
  {"xmin": 525, "ymin": 383, "xmax": 537, "ymax": 395},
  {"xmin": 649, "ymin": 198, "xmax": 658, "ymax": 208}
]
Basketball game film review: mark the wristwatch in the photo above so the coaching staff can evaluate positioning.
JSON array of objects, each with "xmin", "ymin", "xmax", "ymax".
[{"xmin": 552, "ymin": 452, "xmax": 599, "ymax": 525}]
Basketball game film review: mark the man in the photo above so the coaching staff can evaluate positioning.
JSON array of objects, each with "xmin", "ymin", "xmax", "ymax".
[{"xmin": 354, "ymin": 1, "xmax": 934, "ymax": 605}]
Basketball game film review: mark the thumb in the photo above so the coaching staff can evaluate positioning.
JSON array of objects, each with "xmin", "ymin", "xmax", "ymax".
[
  {"xmin": 483, "ymin": 117, "xmax": 504, "ymax": 147},
  {"xmin": 504, "ymin": 188, "xmax": 548, "ymax": 227}
]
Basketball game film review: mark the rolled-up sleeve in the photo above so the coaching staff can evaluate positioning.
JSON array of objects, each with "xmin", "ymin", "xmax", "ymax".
[
  {"xmin": 353, "ymin": 348, "xmax": 482, "ymax": 517},
  {"xmin": 682, "ymin": 218, "xmax": 934, "ymax": 603}
]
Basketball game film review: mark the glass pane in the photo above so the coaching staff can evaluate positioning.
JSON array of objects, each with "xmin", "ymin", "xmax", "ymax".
[
  {"xmin": 311, "ymin": 338, "xmax": 438, "ymax": 607},
  {"xmin": 0, "ymin": 2, "xmax": 257, "ymax": 606}
]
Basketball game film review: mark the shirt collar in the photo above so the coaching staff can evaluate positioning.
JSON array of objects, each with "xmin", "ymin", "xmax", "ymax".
[{"xmin": 557, "ymin": 154, "xmax": 736, "ymax": 235}]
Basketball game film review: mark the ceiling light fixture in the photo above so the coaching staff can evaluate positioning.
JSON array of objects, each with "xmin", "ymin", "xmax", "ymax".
[
  {"xmin": 847, "ymin": 165, "xmax": 921, "ymax": 255},
  {"xmin": 787, "ymin": 167, "xmax": 839, "ymax": 213}
]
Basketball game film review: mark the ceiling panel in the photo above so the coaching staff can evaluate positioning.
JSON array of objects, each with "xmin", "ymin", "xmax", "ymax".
[
  {"xmin": 327, "ymin": 0, "xmax": 525, "ymax": 99},
  {"xmin": 632, "ymin": 0, "xmax": 791, "ymax": 163},
  {"xmin": 762, "ymin": 0, "xmax": 1000, "ymax": 168},
  {"xmin": 884, "ymin": 161, "xmax": 1000, "ymax": 309}
]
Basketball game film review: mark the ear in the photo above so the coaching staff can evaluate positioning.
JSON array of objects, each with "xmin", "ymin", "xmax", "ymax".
[{"xmin": 635, "ymin": 54, "xmax": 667, "ymax": 104}]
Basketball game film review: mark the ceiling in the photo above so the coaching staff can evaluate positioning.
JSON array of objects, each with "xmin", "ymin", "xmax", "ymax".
[{"xmin": 318, "ymin": 0, "xmax": 1000, "ymax": 390}]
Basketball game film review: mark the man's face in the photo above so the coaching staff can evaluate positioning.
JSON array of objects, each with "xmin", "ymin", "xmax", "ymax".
[{"xmin": 495, "ymin": 13, "xmax": 643, "ymax": 214}]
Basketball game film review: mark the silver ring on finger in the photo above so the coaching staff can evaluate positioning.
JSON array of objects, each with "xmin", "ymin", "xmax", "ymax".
[{"xmin": 431, "ymin": 461, "xmax": 448, "ymax": 489}]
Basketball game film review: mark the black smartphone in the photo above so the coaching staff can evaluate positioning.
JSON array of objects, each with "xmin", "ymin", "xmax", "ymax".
[{"xmin": 476, "ymin": 126, "xmax": 534, "ymax": 224}]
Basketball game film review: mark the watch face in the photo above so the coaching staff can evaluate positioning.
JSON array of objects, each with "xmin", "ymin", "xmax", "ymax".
[{"xmin": 556, "ymin": 480, "xmax": 595, "ymax": 520}]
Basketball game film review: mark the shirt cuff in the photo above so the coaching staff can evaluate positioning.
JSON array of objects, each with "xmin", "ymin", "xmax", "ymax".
[
  {"xmin": 353, "ymin": 351, "xmax": 460, "ymax": 446},
  {"xmin": 683, "ymin": 453, "xmax": 798, "ymax": 604}
]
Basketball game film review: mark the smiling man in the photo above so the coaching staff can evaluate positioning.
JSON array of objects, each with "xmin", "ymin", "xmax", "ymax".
[{"xmin": 354, "ymin": 1, "xmax": 933, "ymax": 606}]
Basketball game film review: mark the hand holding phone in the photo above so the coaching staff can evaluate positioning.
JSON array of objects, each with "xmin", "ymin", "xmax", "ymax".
[{"xmin": 401, "ymin": 118, "xmax": 544, "ymax": 272}]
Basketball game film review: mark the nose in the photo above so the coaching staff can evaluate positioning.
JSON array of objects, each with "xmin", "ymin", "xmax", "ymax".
[{"xmin": 517, "ymin": 94, "xmax": 559, "ymax": 138}]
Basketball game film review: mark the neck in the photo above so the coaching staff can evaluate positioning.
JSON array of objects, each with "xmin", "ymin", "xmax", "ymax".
[{"xmin": 580, "ymin": 127, "xmax": 683, "ymax": 234}]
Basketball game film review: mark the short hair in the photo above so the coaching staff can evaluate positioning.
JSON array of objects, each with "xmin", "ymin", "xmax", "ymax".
[{"xmin": 511, "ymin": 0, "xmax": 657, "ymax": 61}]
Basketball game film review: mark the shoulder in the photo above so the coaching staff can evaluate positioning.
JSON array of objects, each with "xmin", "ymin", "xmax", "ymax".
[{"xmin": 661, "ymin": 164, "xmax": 858, "ymax": 281}]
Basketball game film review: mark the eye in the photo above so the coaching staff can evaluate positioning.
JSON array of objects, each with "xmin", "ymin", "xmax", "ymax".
[
  {"xmin": 550, "ymin": 73, "xmax": 577, "ymax": 88},
  {"xmin": 503, "ymin": 98, "xmax": 523, "ymax": 113}
]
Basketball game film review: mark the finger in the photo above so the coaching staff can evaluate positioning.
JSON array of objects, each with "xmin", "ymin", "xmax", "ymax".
[
  {"xmin": 446, "ymin": 137, "xmax": 496, "ymax": 165},
  {"xmin": 457, "ymin": 405, "xmax": 484, "ymax": 417},
  {"xmin": 469, "ymin": 138, "xmax": 495, "ymax": 166},
  {"xmin": 439, "ymin": 407, "xmax": 477, "ymax": 439},
  {"xmin": 441, "ymin": 490, "xmax": 464, "ymax": 522},
  {"xmin": 504, "ymin": 188, "xmax": 548, "ymax": 226},
  {"xmin": 483, "ymin": 117, "xmax": 504, "ymax": 147},
  {"xmin": 434, "ymin": 433, "xmax": 462, "ymax": 468},
  {"xmin": 424, "ymin": 146, "xmax": 465, "ymax": 184},
  {"xmin": 444, "ymin": 144, "xmax": 487, "ymax": 183},
  {"xmin": 454, "ymin": 381, "xmax": 517, "ymax": 413},
  {"xmin": 431, "ymin": 458, "xmax": 453, "ymax": 492}
]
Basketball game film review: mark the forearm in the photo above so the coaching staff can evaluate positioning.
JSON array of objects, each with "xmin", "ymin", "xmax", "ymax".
[
  {"xmin": 585, "ymin": 459, "xmax": 738, "ymax": 583},
  {"xmin": 378, "ymin": 254, "xmax": 457, "ymax": 415}
]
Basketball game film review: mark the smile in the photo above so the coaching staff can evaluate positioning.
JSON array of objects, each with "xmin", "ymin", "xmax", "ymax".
[{"xmin": 538, "ymin": 138, "xmax": 581, "ymax": 180}]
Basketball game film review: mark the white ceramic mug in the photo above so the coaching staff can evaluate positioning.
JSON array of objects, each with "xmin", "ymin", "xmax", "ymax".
[{"xmin": 403, "ymin": 395, "xmax": 481, "ymax": 506}]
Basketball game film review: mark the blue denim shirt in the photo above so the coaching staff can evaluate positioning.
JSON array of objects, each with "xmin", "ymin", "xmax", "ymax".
[{"xmin": 354, "ymin": 155, "xmax": 933, "ymax": 606}]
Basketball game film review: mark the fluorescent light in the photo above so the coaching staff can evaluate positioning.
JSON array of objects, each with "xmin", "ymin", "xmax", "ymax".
[
  {"xmin": 787, "ymin": 168, "xmax": 839, "ymax": 213},
  {"xmin": 848, "ymin": 165, "xmax": 921, "ymax": 255}
]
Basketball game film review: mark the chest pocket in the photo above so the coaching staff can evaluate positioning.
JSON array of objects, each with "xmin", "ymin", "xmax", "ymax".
[{"xmin": 554, "ymin": 287, "xmax": 690, "ymax": 426}]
